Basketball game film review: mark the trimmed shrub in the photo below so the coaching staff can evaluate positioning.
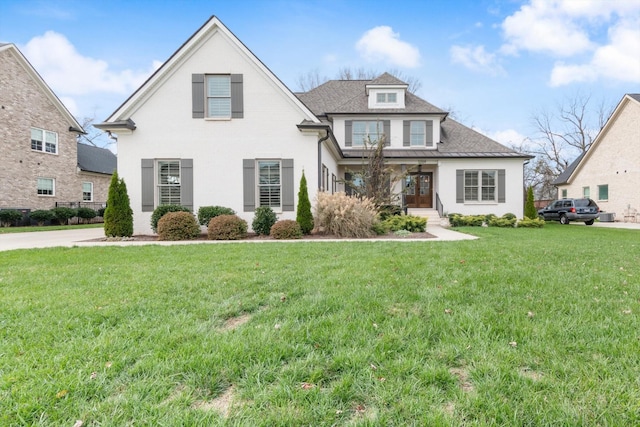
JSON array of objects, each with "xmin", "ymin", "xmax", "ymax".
[
  {"xmin": 449, "ymin": 214, "xmax": 485, "ymax": 227},
  {"xmin": 270, "ymin": 220, "xmax": 302, "ymax": 239},
  {"xmin": 517, "ymin": 217, "xmax": 545, "ymax": 228},
  {"xmin": 315, "ymin": 192, "xmax": 378, "ymax": 238},
  {"xmin": 97, "ymin": 207, "xmax": 106, "ymax": 217},
  {"xmin": 378, "ymin": 204, "xmax": 403, "ymax": 221},
  {"xmin": 0, "ymin": 209, "xmax": 23, "ymax": 227},
  {"xmin": 151, "ymin": 205, "xmax": 191, "ymax": 233},
  {"xmin": 252, "ymin": 206, "xmax": 277, "ymax": 235},
  {"xmin": 104, "ymin": 171, "xmax": 134, "ymax": 237},
  {"xmin": 76, "ymin": 207, "xmax": 97, "ymax": 223},
  {"xmin": 296, "ymin": 172, "xmax": 314, "ymax": 234},
  {"xmin": 29, "ymin": 209, "xmax": 56, "ymax": 226},
  {"xmin": 157, "ymin": 211, "xmax": 200, "ymax": 241},
  {"xmin": 207, "ymin": 214, "xmax": 247, "ymax": 240},
  {"xmin": 51, "ymin": 207, "xmax": 77, "ymax": 225},
  {"xmin": 382, "ymin": 215, "xmax": 427, "ymax": 232},
  {"xmin": 488, "ymin": 217, "xmax": 517, "ymax": 227},
  {"xmin": 484, "ymin": 213, "xmax": 498, "ymax": 223},
  {"xmin": 502, "ymin": 212, "xmax": 517, "ymax": 220},
  {"xmin": 525, "ymin": 186, "xmax": 537, "ymax": 219},
  {"xmin": 197, "ymin": 205, "xmax": 235, "ymax": 226},
  {"xmin": 371, "ymin": 221, "xmax": 390, "ymax": 235}
]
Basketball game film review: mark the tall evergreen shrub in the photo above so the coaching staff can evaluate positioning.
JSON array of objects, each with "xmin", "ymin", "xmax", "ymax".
[
  {"xmin": 524, "ymin": 186, "xmax": 537, "ymax": 219},
  {"xmin": 104, "ymin": 171, "xmax": 133, "ymax": 237},
  {"xmin": 296, "ymin": 171, "xmax": 314, "ymax": 234}
]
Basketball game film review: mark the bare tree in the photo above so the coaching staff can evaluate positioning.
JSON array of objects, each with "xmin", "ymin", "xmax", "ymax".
[
  {"xmin": 77, "ymin": 117, "xmax": 113, "ymax": 149},
  {"xmin": 295, "ymin": 68, "xmax": 327, "ymax": 92}
]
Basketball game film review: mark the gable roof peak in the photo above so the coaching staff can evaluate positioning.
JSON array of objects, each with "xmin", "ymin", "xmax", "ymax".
[{"xmin": 368, "ymin": 72, "xmax": 408, "ymax": 86}]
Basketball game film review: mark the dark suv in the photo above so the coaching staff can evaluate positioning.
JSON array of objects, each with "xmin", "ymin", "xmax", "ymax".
[{"xmin": 538, "ymin": 198, "xmax": 600, "ymax": 225}]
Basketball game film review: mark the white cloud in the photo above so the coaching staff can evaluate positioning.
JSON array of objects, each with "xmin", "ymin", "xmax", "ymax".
[
  {"xmin": 356, "ymin": 26, "xmax": 421, "ymax": 68},
  {"xmin": 59, "ymin": 96, "xmax": 78, "ymax": 116},
  {"xmin": 450, "ymin": 45, "xmax": 505, "ymax": 76},
  {"xmin": 21, "ymin": 31, "xmax": 159, "ymax": 96},
  {"xmin": 550, "ymin": 17, "xmax": 640, "ymax": 86},
  {"xmin": 500, "ymin": 0, "xmax": 594, "ymax": 56},
  {"xmin": 474, "ymin": 127, "xmax": 528, "ymax": 147}
]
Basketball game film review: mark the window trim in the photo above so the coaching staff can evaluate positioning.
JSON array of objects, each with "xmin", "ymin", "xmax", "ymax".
[
  {"xmin": 597, "ymin": 184, "xmax": 608, "ymax": 201},
  {"xmin": 409, "ymin": 121, "xmax": 426, "ymax": 146},
  {"xmin": 157, "ymin": 160, "xmax": 182, "ymax": 206},
  {"xmin": 205, "ymin": 74, "xmax": 231, "ymax": 119},
  {"xmin": 257, "ymin": 159, "xmax": 282, "ymax": 210},
  {"xmin": 82, "ymin": 182, "xmax": 94, "ymax": 202},
  {"xmin": 352, "ymin": 120, "xmax": 383, "ymax": 146},
  {"xmin": 582, "ymin": 186, "xmax": 590, "ymax": 199},
  {"xmin": 37, "ymin": 177, "xmax": 55, "ymax": 196},
  {"xmin": 31, "ymin": 127, "xmax": 58, "ymax": 154},
  {"xmin": 464, "ymin": 170, "xmax": 497, "ymax": 203}
]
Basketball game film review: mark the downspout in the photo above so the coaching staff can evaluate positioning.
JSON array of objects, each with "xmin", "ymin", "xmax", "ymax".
[{"xmin": 317, "ymin": 131, "xmax": 330, "ymax": 190}]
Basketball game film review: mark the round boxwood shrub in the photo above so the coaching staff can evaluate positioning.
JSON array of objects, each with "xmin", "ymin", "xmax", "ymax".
[
  {"xmin": 157, "ymin": 211, "xmax": 201, "ymax": 241},
  {"xmin": 252, "ymin": 206, "xmax": 277, "ymax": 235},
  {"xmin": 76, "ymin": 207, "xmax": 97, "ymax": 223},
  {"xmin": 151, "ymin": 205, "xmax": 191, "ymax": 233},
  {"xmin": 197, "ymin": 205, "xmax": 235, "ymax": 226},
  {"xmin": 0, "ymin": 209, "xmax": 23, "ymax": 227},
  {"xmin": 29, "ymin": 209, "xmax": 56, "ymax": 226},
  {"xmin": 270, "ymin": 219, "xmax": 302, "ymax": 239},
  {"xmin": 51, "ymin": 207, "xmax": 77, "ymax": 225},
  {"xmin": 502, "ymin": 212, "xmax": 517, "ymax": 220},
  {"xmin": 207, "ymin": 214, "xmax": 247, "ymax": 240}
]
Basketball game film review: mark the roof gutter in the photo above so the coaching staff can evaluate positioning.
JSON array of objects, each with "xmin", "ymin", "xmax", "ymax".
[{"xmin": 317, "ymin": 131, "xmax": 331, "ymax": 190}]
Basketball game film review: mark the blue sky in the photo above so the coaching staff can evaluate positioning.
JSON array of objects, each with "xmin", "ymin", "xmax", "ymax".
[{"xmin": 1, "ymin": 0, "xmax": 639, "ymax": 148}]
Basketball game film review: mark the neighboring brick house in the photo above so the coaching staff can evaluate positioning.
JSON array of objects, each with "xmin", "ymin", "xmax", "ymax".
[
  {"xmin": 0, "ymin": 42, "xmax": 115, "ymax": 214},
  {"xmin": 96, "ymin": 16, "xmax": 532, "ymax": 234},
  {"xmin": 553, "ymin": 94, "xmax": 640, "ymax": 220}
]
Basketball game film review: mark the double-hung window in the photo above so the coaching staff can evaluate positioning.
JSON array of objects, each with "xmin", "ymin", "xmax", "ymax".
[
  {"xmin": 410, "ymin": 121, "xmax": 426, "ymax": 146},
  {"xmin": 582, "ymin": 186, "xmax": 590, "ymax": 198},
  {"xmin": 464, "ymin": 170, "xmax": 496, "ymax": 202},
  {"xmin": 83, "ymin": 182, "xmax": 93, "ymax": 202},
  {"xmin": 376, "ymin": 92, "xmax": 397, "ymax": 103},
  {"xmin": 352, "ymin": 121, "xmax": 383, "ymax": 146},
  {"xmin": 258, "ymin": 160, "xmax": 281, "ymax": 208},
  {"xmin": 37, "ymin": 178, "xmax": 54, "ymax": 196},
  {"xmin": 206, "ymin": 75, "xmax": 231, "ymax": 118},
  {"xmin": 158, "ymin": 160, "xmax": 181, "ymax": 205},
  {"xmin": 598, "ymin": 184, "xmax": 608, "ymax": 201},
  {"xmin": 31, "ymin": 128, "xmax": 58, "ymax": 154}
]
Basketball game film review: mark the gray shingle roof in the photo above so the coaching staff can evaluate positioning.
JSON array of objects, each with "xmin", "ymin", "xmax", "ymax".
[
  {"xmin": 552, "ymin": 152, "xmax": 585, "ymax": 185},
  {"xmin": 296, "ymin": 76, "xmax": 445, "ymax": 115},
  {"xmin": 77, "ymin": 143, "xmax": 117, "ymax": 175},
  {"xmin": 368, "ymin": 72, "xmax": 408, "ymax": 86},
  {"xmin": 629, "ymin": 94, "xmax": 640, "ymax": 102}
]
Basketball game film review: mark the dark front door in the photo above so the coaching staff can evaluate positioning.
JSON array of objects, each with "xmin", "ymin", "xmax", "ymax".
[{"xmin": 405, "ymin": 172, "xmax": 433, "ymax": 208}]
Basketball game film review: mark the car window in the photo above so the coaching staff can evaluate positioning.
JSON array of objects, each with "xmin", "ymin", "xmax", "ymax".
[
  {"xmin": 563, "ymin": 201, "xmax": 572, "ymax": 207},
  {"xmin": 575, "ymin": 199, "xmax": 589, "ymax": 207}
]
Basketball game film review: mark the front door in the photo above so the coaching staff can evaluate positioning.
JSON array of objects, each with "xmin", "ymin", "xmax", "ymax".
[{"xmin": 405, "ymin": 172, "xmax": 433, "ymax": 208}]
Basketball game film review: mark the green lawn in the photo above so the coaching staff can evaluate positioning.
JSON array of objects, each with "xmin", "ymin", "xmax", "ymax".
[
  {"xmin": 1, "ymin": 224, "xmax": 638, "ymax": 426},
  {"xmin": 0, "ymin": 223, "xmax": 102, "ymax": 234}
]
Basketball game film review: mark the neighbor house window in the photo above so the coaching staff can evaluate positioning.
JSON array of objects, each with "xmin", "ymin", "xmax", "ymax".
[
  {"xmin": 158, "ymin": 160, "xmax": 181, "ymax": 205},
  {"xmin": 31, "ymin": 128, "xmax": 57, "ymax": 154},
  {"xmin": 37, "ymin": 178, "xmax": 54, "ymax": 196},
  {"xmin": 583, "ymin": 186, "xmax": 590, "ymax": 198},
  {"xmin": 464, "ymin": 170, "xmax": 496, "ymax": 202},
  {"xmin": 598, "ymin": 184, "xmax": 608, "ymax": 201},
  {"xmin": 561, "ymin": 189, "xmax": 567, "ymax": 198},
  {"xmin": 206, "ymin": 75, "xmax": 231, "ymax": 118},
  {"xmin": 258, "ymin": 160, "xmax": 281, "ymax": 208},
  {"xmin": 376, "ymin": 92, "xmax": 397, "ymax": 103},
  {"xmin": 410, "ymin": 121, "xmax": 426, "ymax": 146},
  {"xmin": 82, "ymin": 182, "xmax": 93, "ymax": 202},
  {"xmin": 332, "ymin": 173, "xmax": 337, "ymax": 194},
  {"xmin": 352, "ymin": 121, "xmax": 383, "ymax": 146},
  {"xmin": 322, "ymin": 164, "xmax": 329, "ymax": 191}
]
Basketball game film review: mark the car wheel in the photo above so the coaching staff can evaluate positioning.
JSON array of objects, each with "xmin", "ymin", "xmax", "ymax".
[
  {"xmin": 585, "ymin": 219, "xmax": 594, "ymax": 225},
  {"xmin": 560, "ymin": 215, "xmax": 569, "ymax": 225}
]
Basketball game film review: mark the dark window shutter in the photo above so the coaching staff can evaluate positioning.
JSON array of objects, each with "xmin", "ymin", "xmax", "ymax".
[
  {"xmin": 231, "ymin": 74, "xmax": 244, "ymax": 118},
  {"xmin": 345, "ymin": 172, "xmax": 352, "ymax": 196},
  {"xmin": 456, "ymin": 169, "xmax": 464, "ymax": 203},
  {"xmin": 192, "ymin": 74, "xmax": 205, "ymax": 119},
  {"xmin": 141, "ymin": 159, "xmax": 155, "ymax": 212},
  {"xmin": 345, "ymin": 121, "xmax": 352, "ymax": 147},
  {"xmin": 426, "ymin": 121, "xmax": 433, "ymax": 147},
  {"xmin": 403, "ymin": 120, "xmax": 410, "ymax": 147},
  {"xmin": 383, "ymin": 120, "xmax": 390, "ymax": 146},
  {"xmin": 282, "ymin": 159, "xmax": 294, "ymax": 211},
  {"xmin": 181, "ymin": 159, "xmax": 193, "ymax": 210},
  {"xmin": 498, "ymin": 169, "xmax": 506, "ymax": 203},
  {"xmin": 243, "ymin": 159, "xmax": 255, "ymax": 212}
]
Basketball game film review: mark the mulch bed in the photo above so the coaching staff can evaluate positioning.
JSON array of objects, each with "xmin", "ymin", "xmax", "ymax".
[{"xmin": 93, "ymin": 231, "xmax": 436, "ymax": 242}]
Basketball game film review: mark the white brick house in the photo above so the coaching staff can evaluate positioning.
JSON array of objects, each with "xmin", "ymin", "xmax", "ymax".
[
  {"xmin": 96, "ymin": 16, "xmax": 532, "ymax": 235},
  {"xmin": 553, "ymin": 94, "xmax": 640, "ymax": 219}
]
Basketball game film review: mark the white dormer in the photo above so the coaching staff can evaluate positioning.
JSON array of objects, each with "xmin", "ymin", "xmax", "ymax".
[{"xmin": 367, "ymin": 87, "xmax": 405, "ymax": 109}]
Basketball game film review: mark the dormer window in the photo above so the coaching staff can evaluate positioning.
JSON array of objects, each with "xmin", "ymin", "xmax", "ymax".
[{"xmin": 376, "ymin": 92, "xmax": 397, "ymax": 104}]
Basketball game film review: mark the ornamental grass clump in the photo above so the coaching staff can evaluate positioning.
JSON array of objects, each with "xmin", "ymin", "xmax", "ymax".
[
  {"xmin": 157, "ymin": 211, "xmax": 201, "ymax": 241},
  {"xmin": 270, "ymin": 219, "xmax": 302, "ymax": 239},
  {"xmin": 314, "ymin": 191, "xmax": 378, "ymax": 238},
  {"xmin": 207, "ymin": 214, "xmax": 247, "ymax": 240}
]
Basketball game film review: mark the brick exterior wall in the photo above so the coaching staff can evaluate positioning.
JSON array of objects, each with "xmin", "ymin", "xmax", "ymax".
[{"xmin": 0, "ymin": 46, "xmax": 110, "ymax": 212}]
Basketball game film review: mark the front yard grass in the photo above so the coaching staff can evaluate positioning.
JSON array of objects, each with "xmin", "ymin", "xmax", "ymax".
[
  {"xmin": 1, "ymin": 225, "xmax": 638, "ymax": 425},
  {"xmin": 0, "ymin": 223, "xmax": 102, "ymax": 234}
]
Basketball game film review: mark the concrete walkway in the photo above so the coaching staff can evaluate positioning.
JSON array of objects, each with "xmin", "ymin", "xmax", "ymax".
[{"xmin": 0, "ymin": 224, "xmax": 477, "ymax": 251}]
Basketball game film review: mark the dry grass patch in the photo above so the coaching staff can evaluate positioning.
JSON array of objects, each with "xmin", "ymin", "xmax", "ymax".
[
  {"xmin": 449, "ymin": 367, "xmax": 474, "ymax": 393},
  {"xmin": 220, "ymin": 313, "xmax": 251, "ymax": 332},
  {"xmin": 191, "ymin": 386, "xmax": 236, "ymax": 417},
  {"xmin": 346, "ymin": 404, "xmax": 378, "ymax": 425},
  {"xmin": 162, "ymin": 384, "xmax": 188, "ymax": 405},
  {"xmin": 519, "ymin": 367, "xmax": 544, "ymax": 381}
]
